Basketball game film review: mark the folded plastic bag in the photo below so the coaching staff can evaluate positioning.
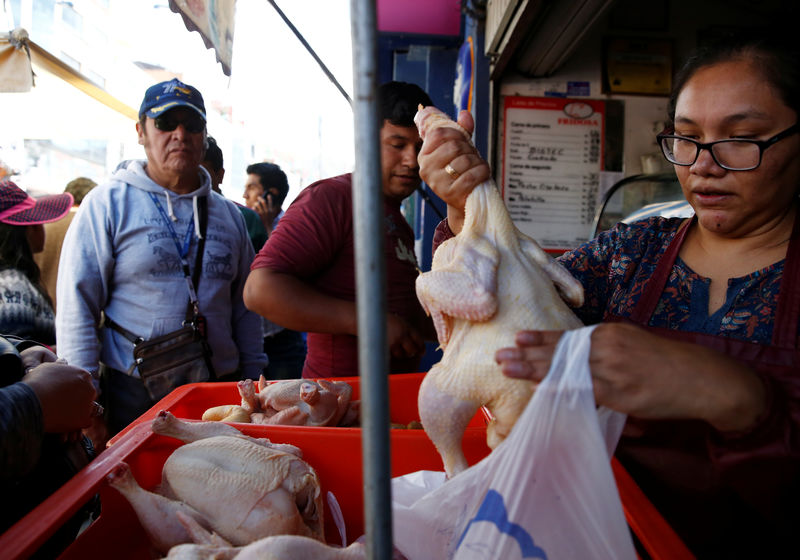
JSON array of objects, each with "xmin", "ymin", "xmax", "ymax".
[{"xmin": 392, "ymin": 325, "xmax": 636, "ymax": 560}]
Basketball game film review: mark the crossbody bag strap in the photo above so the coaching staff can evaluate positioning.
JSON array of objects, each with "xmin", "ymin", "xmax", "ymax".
[
  {"xmin": 185, "ymin": 195, "xmax": 208, "ymax": 322},
  {"xmin": 102, "ymin": 312, "xmax": 143, "ymax": 344}
]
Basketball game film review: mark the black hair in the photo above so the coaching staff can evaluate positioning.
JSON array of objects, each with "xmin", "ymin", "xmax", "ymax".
[
  {"xmin": 246, "ymin": 162, "xmax": 290, "ymax": 207},
  {"xmin": 0, "ymin": 223, "xmax": 51, "ymax": 306},
  {"xmin": 203, "ymin": 136, "xmax": 224, "ymax": 173},
  {"xmin": 377, "ymin": 81, "xmax": 433, "ymax": 128},
  {"xmin": 668, "ymin": 31, "xmax": 800, "ymax": 123}
]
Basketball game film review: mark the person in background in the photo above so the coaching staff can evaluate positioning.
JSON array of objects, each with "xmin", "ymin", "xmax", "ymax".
[
  {"xmin": 202, "ymin": 138, "xmax": 302, "ymax": 379},
  {"xmin": 200, "ymin": 135, "xmax": 225, "ymax": 192},
  {"xmin": 0, "ymin": 180, "xmax": 73, "ymax": 346},
  {"xmin": 420, "ymin": 33, "xmax": 800, "ymax": 557},
  {"xmin": 56, "ymin": 78, "xmax": 266, "ymax": 439},
  {"xmin": 202, "ymin": 136, "xmax": 268, "ymax": 251},
  {"xmin": 244, "ymin": 81, "xmax": 436, "ymax": 379},
  {"xmin": 0, "ymin": 334, "xmax": 98, "ymax": 554},
  {"xmin": 242, "ymin": 161, "xmax": 306, "ymax": 380},
  {"xmin": 34, "ymin": 176, "xmax": 97, "ymax": 310},
  {"xmin": 243, "ymin": 162, "xmax": 289, "ymax": 239}
]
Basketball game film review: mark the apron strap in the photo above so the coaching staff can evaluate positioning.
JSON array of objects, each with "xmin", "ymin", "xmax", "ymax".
[
  {"xmin": 773, "ymin": 212, "xmax": 800, "ymax": 348},
  {"xmin": 628, "ymin": 214, "xmax": 800, "ymax": 350},
  {"xmin": 628, "ymin": 218, "xmax": 692, "ymax": 324}
]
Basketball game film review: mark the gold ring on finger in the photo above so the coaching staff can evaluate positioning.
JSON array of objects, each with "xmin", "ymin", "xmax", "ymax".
[{"xmin": 444, "ymin": 163, "xmax": 460, "ymax": 179}]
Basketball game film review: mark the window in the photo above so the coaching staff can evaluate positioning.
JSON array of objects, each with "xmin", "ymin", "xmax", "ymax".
[{"xmin": 60, "ymin": 3, "xmax": 82, "ymax": 33}]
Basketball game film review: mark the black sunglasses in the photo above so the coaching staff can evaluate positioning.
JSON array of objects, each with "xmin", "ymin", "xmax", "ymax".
[{"xmin": 153, "ymin": 113, "xmax": 205, "ymax": 134}]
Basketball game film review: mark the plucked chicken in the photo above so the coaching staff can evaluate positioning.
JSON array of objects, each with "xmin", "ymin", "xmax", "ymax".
[
  {"xmin": 164, "ymin": 537, "xmax": 368, "ymax": 560},
  {"xmin": 160, "ymin": 505, "xmax": 409, "ymax": 560},
  {"xmin": 202, "ymin": 377, "xmax": 359, "ymax": 427},
  {"xmin": 163, "ymin": 513, "xmax": 376, "ymax": 560},
  {"xmin": 106, "ymin": 411, "xmax": 324, "ymax": 554},
  {"xmin": 414, "ymin": 106, "xmax": 584, "ymax": 477}
]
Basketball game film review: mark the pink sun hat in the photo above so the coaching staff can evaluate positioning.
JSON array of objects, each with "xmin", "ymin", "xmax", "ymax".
[{"xmin": 0, "ymin": 180, "xmax": 74, "ymax": 226}]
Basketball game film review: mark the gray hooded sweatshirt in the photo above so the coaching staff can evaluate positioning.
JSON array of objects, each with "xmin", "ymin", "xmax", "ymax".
[{"xmin": 56, "ymin": 160, "xmax": 266, "ymax": 385}]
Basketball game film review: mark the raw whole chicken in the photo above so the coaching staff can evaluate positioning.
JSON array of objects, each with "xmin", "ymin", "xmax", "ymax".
[
  {"xmin": 162, "ymin": 511, "xmax": 408, "ymax": 560},
  {"xmin": 414, "ymin": 106, "xmax": 584, "ymax": 477},
  {"xmin": 106, "ymin": 411, "xmax": 324, "ymax": 554},
  {"xmin": 164, "ymin": 535, "xmax": 412, "ymax": 560},
  {"xmin": 163, "ymin": 537, "xmax": 367, "ymax": 560},
  {"xmin": 163, "ymin": 513, "xmax": 375, "ymax": 560},
  {"xmin": 203, "ymin": 377, "xmax": 359, "ymax": 427}
]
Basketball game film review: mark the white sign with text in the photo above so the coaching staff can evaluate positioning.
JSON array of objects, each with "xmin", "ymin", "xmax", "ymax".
[{"xmin": 502, "ymin": 96, "xmax": 605, "ymax": 250}]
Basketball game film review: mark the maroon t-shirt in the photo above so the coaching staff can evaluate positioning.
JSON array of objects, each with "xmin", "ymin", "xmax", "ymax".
[{"xmin": 251, "ymin": 173, "xmax": 424, "ymax": 378}]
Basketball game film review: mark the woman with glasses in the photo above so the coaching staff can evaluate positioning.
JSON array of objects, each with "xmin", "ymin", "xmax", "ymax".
[{"xmin": 420, "ymin": 33, "xmax": 799, "ymax": 557}]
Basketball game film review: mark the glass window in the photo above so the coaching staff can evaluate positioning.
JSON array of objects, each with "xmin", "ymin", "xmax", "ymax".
[{"xmin": 61, "ymin": 4, "xmax": 82, "ymax": 32}]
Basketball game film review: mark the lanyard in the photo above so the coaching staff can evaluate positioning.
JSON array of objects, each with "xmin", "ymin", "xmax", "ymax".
[
  {"xmin": 148, "ymin": 192, "xmax": 195, "ymax": 258},
  {"xmin": 148, "ymin": 192, "xmax": 199, "ymax": 305}
]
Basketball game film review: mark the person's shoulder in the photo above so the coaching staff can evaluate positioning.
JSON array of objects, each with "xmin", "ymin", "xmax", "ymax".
[
  {"xmin": 235, "ymin": 203, "xmax": 268, "ymax": 237},
  {"xmin": 207, "ymin": 193, "xmax": 253, "ymax": 236},
  {"xmin": 208, "ymin": 190, "xmax": 239, "ymax": 211},
  {"xmin": 303, "ymin": 173, "xmax": 352, "ymax": 196},
  {"xmin": 236, "ymin": 204, "xmax": 258, "ymax": 219},
  {"xmin": 0, "ymin": 267, "xmax": 27, "ymax": 281},
  {"xmin": 79, "ymin": 176, "xmax": 134, "ymax": 205},
  {"xmin": 595, "ymin": 216, "xmax": 685, "ymax": 258},
  {"xmin": 629, "ymin": 216, "xmax": 685, "ymax": 240},
  {"xmin": 0, "ymin": 267, "xmax": 36, "ymax": 292},
  {"xmin": 285, "ymin": 173, "xmax": 352, "ymax": 216}
]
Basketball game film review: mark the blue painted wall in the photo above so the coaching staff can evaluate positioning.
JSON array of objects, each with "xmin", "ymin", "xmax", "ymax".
[{"xmin": 377, "ymin": 14, "xmax": 492, "ymax": 371}]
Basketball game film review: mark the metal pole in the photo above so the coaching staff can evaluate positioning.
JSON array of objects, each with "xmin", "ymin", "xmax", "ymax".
[{"xmin": 350, "ymin": 1, "xmax": 392, "ymax": 559}]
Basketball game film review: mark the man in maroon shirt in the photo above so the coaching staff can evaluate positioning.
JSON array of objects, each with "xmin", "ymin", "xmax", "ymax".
[{"xmin": 244, "ymin": 82, "xmax": 435, "ymax": 378}]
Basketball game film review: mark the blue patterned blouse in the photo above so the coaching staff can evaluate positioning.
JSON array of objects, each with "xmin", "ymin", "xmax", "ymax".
[
  {"xmin": 557, "ymin": 217, "xmax": 786, "ymax": 344},
  {"xmin": 433, "ymin": 216, "xmax": 787, "ymax": 344}
]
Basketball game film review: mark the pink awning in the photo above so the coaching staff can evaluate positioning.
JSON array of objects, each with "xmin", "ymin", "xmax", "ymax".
[{"xmin": 377, "ymin": 0, "xmax": 461, "ymax": 36}]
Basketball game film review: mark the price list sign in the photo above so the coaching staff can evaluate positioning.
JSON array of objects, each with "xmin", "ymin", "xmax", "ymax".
[{"xmin": 502, "ymin": 96, "xmax": 605, "ymax": 250}]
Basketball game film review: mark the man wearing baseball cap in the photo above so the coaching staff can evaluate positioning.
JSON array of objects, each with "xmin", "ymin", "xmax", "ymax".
[{"xmin": 56, "ymin": 78, "xmax": 266, "ymax": 443}]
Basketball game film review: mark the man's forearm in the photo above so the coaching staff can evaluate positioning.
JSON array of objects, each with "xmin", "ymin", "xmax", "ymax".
[{"xmin": 244, "ymin": 268, "xmax": 358, "ymax": 335}]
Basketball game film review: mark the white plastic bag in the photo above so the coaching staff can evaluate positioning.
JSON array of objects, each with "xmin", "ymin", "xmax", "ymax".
[{"xmin": 392, "ymin": 326, "xmax": 636, "ymax": 560}]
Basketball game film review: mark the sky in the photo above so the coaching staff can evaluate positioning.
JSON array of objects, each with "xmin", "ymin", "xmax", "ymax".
[
  {"xmin": 120, "ymin": 0, "xmax": 356, "ymax": 205},
  {"xmin": 0, "ymin": 0, "xmax": 356, "ymax": 202}
]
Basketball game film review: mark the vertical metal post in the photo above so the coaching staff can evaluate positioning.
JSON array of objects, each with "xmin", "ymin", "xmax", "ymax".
[{"xmin": 350, "ymin": 1, "xmax": 392, "ymax": 560}]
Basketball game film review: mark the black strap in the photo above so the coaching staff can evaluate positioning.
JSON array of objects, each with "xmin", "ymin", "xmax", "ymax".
[
  {"xmin": 105, "ymin": 195, "xmax": 209, "ymax": 343},
  {"xmin": 186, "ymin": 196, "xmax": 208, "ymax": 322},
  {"xmin": 102, "ymin": 313, "xmax": 142, "ymax": 344},
  {"xmin": 192, "ymin": 196, "xmax": 208, "ymax": 295}
]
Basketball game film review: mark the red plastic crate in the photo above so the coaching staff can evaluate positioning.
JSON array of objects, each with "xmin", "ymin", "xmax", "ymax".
[
  {"xmin": 0, "ymin": 426, "xmax": 695, "ymax": 560},
  {"xmin": 109, "ymin": 372, "xmax": 487, "ymax": 445},
  {"xmin": 0, "ymin": 420, "xmax": 492, "ymax": 560},
  {"xmin": 2, "ymin": 369, "xmax": 695, "ymax": 560}
]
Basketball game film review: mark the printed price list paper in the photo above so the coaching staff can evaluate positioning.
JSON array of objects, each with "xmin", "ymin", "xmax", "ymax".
[{"xmin": 502, "ymin": 96, "xmax": 605, "ymax": 250}]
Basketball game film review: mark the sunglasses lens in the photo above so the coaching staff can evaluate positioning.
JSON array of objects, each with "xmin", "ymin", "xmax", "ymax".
[
  {"xmin": 185, "ymin": 118, "xmax": 205, "ymax": 133},
  {"xmin": 154, "ymin": 115, "xmax": 176, "ymax": 131},
  {"xmin": 154, "ymin": 114, "xmax": 205, "ymax": 133}
]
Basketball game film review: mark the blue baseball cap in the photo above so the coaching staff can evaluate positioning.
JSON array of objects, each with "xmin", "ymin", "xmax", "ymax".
[{"xmin": 139, "ymin": 78, "xmax": 206, "ymax": 120}]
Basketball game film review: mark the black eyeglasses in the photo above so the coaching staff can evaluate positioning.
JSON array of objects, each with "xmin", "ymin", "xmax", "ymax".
[
  {"xmin": 657, "ymin": 123, "xmax": 800, "ymax": 171},
  {"xmin": 153, "ymin": 113, "xmax": 206, "ymax": 134}
]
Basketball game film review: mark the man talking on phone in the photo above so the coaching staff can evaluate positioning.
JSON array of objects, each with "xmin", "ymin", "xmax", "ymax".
[
  {"xmin": 243, "ymin": 162, "xmax": 290, "ymax": 238},
  {"xmin": 241, "ymin": 161, "xmax": 307, "ymax": 380}
]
